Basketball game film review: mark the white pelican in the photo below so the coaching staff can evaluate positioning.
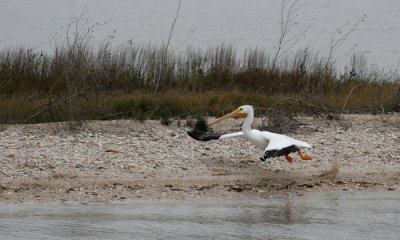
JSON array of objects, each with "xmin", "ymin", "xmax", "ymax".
[{"xmin": 188, "ymin": 105, "xmax": 313, "ymax": 163}]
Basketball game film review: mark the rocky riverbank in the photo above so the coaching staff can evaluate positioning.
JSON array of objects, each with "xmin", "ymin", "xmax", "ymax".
[{"xmin": 0, "ymin": 114, "xmax": 399, "ymax": 202}]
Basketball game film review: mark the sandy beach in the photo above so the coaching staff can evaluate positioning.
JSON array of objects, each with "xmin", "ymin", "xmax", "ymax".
[{"xmin": 0, "ymin": 114, "xmax": 399, "ymax": 202}]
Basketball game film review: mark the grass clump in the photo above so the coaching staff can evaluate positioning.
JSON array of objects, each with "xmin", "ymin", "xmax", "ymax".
[
  {"xmin": 193, "ymin": 116, "xmax": 209, "ymax": 132},
  {"xmin": 160, "ymin": 117, "xmax": 172, "ymax": 126},
  {"xmin": 0, "ymin": 27, "xmax": 399, "ymax": 124}
]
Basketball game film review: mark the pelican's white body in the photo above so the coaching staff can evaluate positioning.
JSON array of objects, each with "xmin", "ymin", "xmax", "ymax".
[{"xmin": 219, "ymin": 105, "xmax": 312, "ymax": 152}]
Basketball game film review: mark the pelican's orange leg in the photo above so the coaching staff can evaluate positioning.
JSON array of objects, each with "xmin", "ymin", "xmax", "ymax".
[
  {"xmin": 297, "ymin": 150, "xmax": 313, "ymax": 160},
  {"xmin": 285, "ymin": 154, "xmax": 293, "ymax": 164}
]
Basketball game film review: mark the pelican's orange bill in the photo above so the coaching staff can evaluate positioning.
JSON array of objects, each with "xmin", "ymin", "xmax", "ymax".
[{"xmin": 208, "ymin": 109, "xmax": 248, "ymax": 126}]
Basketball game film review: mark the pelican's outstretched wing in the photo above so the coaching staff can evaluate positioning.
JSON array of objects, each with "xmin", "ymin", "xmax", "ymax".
[
  {"xmin": 187, "ymin": 131, "xmax": 243, "ymax": 141},
  {"xmin": 220, "ymin": 131, "xmax": 244, "ymax": 140},
  {"xmin": 263, "ymin": 133, "xmax": 312, "ymax": 159}
]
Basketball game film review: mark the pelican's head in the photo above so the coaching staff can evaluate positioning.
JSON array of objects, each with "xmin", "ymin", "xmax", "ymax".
[{"xmin": 208, "ymin": 105, "xmax": 253, "ymax": 126}]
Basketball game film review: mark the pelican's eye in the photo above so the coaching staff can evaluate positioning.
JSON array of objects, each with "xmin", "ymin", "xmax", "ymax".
[{"xmin": 238, "ymin": 107, "xmax": 243, "ymax": 111}]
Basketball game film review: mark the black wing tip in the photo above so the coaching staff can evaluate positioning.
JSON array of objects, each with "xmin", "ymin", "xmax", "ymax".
[
  {"xmin": 264, "ymin": 145, "xmax": 299, "ymax": 159},
  {"xmin": 187, "ymin": 130, "xmax": 221, "ymax": 141}
]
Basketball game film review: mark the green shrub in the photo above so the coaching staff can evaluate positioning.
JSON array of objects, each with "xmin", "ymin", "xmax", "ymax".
[{"xmin": 193, "ymin": 116, "xmax": 209, "ymax": 132}]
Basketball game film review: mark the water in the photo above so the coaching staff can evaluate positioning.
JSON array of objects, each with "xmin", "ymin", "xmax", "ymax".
[
  {"xmin": 1, "ymin": 0, "xmax": 400, "ymax": 70},
  {"xmin": 0, "ymin": 191, "xmax": 399, "ymax": 240}
]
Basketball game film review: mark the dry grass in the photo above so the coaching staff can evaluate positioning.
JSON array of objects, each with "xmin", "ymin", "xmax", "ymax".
[
  {"xmin": 0, "ymin": 87, "xmax": 399, "ymax": 124},
  {"xmin": 0, "ymin": 37, "xmax": 399, "ymax": 124}
]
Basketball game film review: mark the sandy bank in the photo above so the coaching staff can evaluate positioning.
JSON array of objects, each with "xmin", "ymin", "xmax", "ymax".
[{"xmin": 0, "ymin": 114, "xmax": 399, "ymax": 202}]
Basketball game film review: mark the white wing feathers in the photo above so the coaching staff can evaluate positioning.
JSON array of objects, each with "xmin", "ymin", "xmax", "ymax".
[
  {"xmin": 219, "ymin": 131, "xmax": 244, "ymax": 140},
  {"xmin": 264, "ymin": 133, "xmax": 312, "ymax": 151}
]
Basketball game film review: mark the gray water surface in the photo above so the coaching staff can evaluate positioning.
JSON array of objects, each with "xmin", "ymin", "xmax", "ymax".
[
  {"xmin": 0, "ymin": 191, "xmax": 399, "ymax": 240},
  {"xmin": 2, "ymin": 0, "xmax": 400, "ymax": 69}
]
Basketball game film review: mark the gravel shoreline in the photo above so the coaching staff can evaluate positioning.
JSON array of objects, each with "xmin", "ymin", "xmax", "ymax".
[{"xmin": 0, "ymin": 114, "xmax": 399, "ymax": 202}]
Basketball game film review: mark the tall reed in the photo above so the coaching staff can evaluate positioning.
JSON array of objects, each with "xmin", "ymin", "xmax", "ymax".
[{"xmin": 0, "ymin": 39, "xmax": 399, "ymax": 123}]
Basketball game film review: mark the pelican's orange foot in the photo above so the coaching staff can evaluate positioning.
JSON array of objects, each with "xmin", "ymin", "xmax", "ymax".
[
  {"xmin": 301, "ymin": 155, "xmax": 313, "ymax": 161},
  {"xmin": 285, "ymin": 154, "xmax": 293, "ymax": 164},
  {"xmin": 297, "ymin": 150, "xmax": 313, "ymax": 161}
]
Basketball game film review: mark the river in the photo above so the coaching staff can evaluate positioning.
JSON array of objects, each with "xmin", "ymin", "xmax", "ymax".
[
  {"xmin": 0, "ymin": 191, "xmax": 399, "ymax": 240},
  {"xmin": 1, "ymin": 0, "xmax": 400, "ymax": 70}
]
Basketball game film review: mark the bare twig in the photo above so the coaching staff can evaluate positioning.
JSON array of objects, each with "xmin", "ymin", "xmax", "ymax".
[
  {"xmin": 154, "ymin": 0, "xmax": 183, "ymax": 94},
  {"xmin": 97, "ymin": 112, "xmax": 126, "ymax": 120},
  {"xmin": 341, "ymin": 83, "xmax": 365, "ymax": 112},
  {"xmin": 260, "ymin": 96, "xmax": 334, "ymax": 118},
  {"xmin": 256, "ymin": 95, "xmax": 337, "ymax": 133},
  {"xmin": 23, "ymin": 90, "xmax": 83, "ymax": 123},
  {"xmin": 146, "ymin": 105, "xmax": 161, "ymax": 119},
  {"xmin": 325, "ymin": 16, "xmax": 365, "ymax": 69},
  {"xmin": 271, "ymin": 0, "xmax": 312, "ymax": 71}
]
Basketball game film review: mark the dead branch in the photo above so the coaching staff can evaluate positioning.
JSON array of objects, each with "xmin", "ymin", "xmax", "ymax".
[
  {"xmin": 256, "ymin": 95, "xmax": 335, "ymax": 133},
  {"xmin": 23, "ymin": 90, "xmax": 84, "ymax": 124},
  {"xmin": 263, "ymin": 96, "xmax": 335, "ymax": 119},
  {"xmin": 341, "ymin": 83, "xmax": 365, "ymax": 112}
]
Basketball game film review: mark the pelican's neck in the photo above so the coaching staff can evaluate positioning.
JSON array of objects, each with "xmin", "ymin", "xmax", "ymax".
[{"xmin": 242, "ymin": 109, "xmax": 254, "ymax": 134}]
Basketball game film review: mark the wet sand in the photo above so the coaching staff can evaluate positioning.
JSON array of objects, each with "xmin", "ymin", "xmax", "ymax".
[{"xmin": 0, "ymin": 114, "xmax": 399, "ymax": 202}]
